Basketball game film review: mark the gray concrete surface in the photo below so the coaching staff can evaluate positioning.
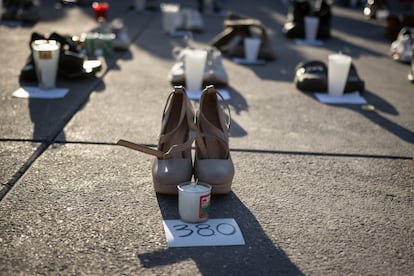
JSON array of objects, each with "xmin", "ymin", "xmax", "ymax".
[{"xmin": 0, "ymin": 0, "xmax": 413, "ymax": 275}]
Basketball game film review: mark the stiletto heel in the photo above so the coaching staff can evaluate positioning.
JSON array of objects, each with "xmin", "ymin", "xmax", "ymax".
[
  {"xmin": 117, "ymin": 86, "xmax": 196, "ymax": 195},
  {"xmin": 194, "ymin": 85, "xmax": 234, "ymax": 194}
]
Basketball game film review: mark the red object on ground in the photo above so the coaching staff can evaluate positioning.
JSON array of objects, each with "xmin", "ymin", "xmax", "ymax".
[{"xmin": 92, "ymin": 2, "xmax": 109, "ymax": 20}]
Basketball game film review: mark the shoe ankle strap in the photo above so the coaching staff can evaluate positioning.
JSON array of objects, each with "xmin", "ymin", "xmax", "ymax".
[{"xmin": 117, "ymin": 136, "xmax": 195, "ymax": 159}]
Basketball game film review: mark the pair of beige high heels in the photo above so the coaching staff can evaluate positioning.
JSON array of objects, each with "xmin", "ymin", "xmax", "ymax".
[{"xmin": 117, "ymin": 85, "xmax": 234, "ymax": 195}]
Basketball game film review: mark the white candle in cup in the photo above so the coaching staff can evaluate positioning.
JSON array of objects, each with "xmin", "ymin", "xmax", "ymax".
[
  {"xmin": 31, "ymin": 40, "xmax": 60, "ymax": 90},
  {"xmin": 177, "ymin": 181, "xmax": 211, "ymax": 223},
  {"xmin": 304, "ymin": 16, "xmax": 319, "ymax": 42},
  {"xmin": 160, "ymin": 3, "xmax": 181, "ymax": 35},
  {"xmin": 244, "ymin": 37, "xmax": 261, "ymax": 61},
  {"xmin": 328, "ymin": 53, "xmax": 352, "ymax": 96},
  {"xmin": 184, "ymin": 49, "xmax": 207, "ymax": 93}
]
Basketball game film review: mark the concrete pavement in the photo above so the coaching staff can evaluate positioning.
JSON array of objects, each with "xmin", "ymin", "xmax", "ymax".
[{"xmin": 0, "ymin": 0, "xmax": 413, "ymax": 275}]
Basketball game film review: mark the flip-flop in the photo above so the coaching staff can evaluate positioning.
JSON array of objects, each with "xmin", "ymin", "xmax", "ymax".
[
  {"xmin": 294, "ymin": 60, "xmax": 365, "ymax": 93},
  {"xmin": 294, "ymin": 60, "xmax": 327, "ymax": 92}
]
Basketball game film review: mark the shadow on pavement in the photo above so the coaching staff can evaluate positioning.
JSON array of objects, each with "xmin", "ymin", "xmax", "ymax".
[
  {"xmin": 349, "ymin": 90, "xmax": 414, "ymax": 144},
  {"xmin": 20, "ymin": 26, "xmax": 134, "ymax": 143},
  {"xmin": 137, "ymin": 192, "xmax": 303, "ymax": 275},
  {"xmin": 300, "ymin": 89, "xmax": 414, "ymax": 144}
]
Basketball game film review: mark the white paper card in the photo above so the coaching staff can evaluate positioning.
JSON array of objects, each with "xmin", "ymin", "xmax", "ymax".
[
  {"xmin": 187, "ymin": 89, "xmax": 230, "ymax": 101},
  {"xmin": 12, "ymin": 86, "xmax": 69, "ymax": 99},
  {"xmin": 232, "ymin": 58, "xmax": 266, "ymax": 65},
  {"xmin": 314, "ymin": 91, "xmax": 367, "ymax": 104},
  {"xmin": 163, "ymin": 218, "xmax": 245, "ymax": 247},
  {"xmin": 295, "ymin": 39, "xmax": 324, "ymax": 46}
]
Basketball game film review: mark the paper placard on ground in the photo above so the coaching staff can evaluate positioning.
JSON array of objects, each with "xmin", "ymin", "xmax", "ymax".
[
  {"xmin": 163, "ymin": 218, "xmax": 245, "ymax": 247},
  {"xmin": 232, "ymin": 58, "xmax": 266, "ymax": 65},
  {"xmin": 12, "ymin": 86, "xmax": 70, "ymax": 99},
  {"xmin": 187, "ymin": 89, "xmax": 230, "ymax": 101},
  {"xmin": 314, "ymin": 91, "xmax": 367, "ymax": 104},
  {"xmin": 295, "ymin": 39, "xmax": 324, "ymax": 46}
]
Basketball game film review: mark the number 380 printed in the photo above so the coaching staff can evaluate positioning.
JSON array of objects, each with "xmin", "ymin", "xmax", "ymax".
[{"xmin": 173, "ymin": 223, "xmax": 237, "ymax": 238}]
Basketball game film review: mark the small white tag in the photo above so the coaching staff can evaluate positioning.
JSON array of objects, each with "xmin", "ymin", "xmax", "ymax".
[
  {"xmin": 12, "ymin": 86, "xmax": 70, "ymax": 99},
  {"xmin": 314, "ymin": 91, "xmax": 367, "ymax": 104}
]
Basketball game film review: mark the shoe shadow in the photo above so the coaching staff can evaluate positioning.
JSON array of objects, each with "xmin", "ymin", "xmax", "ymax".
[
  {"xmin": 137, "ymin": 192, "xmax": 303, "ymax": 275},
  {"xmin": 347, "ymin": 90, "xmax": 414, "ymax": 143},
  {"xmin": 300, "ymin": 89, "xmax": 414, "ymax": 144},
  {"xmin": 20, "ymin": 20, "xmax": 134, "ymax": 143},
  {"xmin": 224, "ymin": 85, "xmax": 249, "ymax": 138}
]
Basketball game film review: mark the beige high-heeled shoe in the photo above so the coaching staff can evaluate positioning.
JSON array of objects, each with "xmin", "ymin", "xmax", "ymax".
[
  {"xmin": 194, "ymin": 85, "xmax": 234, "ymax": 194},
  {"xmin": 117, "ymin": 86, "xmax": 195, "ymax": 195}
]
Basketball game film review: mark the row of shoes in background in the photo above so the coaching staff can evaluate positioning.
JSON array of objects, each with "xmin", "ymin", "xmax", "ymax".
[
  {"xmin": 0, "ymin": 0, "xmax": 40, "ymax": 22},
  {"xmin": 0, "ymin": 0, "xmax": 96, "ymax": 23},
  {"xmin": 390, "ymin": 27, "xmax": 414, "ymax": 82},
  {"xmin": 282, "ymin": 0, "xmax": 414, "ymax": 84},
  {"xmin": 382, "ymin": 0, "xmax": 414, "ymax": 83}
]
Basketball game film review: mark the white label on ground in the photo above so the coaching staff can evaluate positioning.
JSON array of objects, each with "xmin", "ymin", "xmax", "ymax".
[{"xmin": 163, "ymin": 218, "xmax": 245, "ymax": 247}]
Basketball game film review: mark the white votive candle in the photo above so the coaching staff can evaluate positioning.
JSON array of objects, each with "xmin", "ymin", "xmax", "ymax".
[{"xmin": 177, "ymin": 182, "xmax": 211, "ymax": 223}]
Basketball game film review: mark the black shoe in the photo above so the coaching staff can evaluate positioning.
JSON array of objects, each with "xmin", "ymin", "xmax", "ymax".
[
  {"xmin": 19, "ymin": 32, "xmax": 102, "ymax": 84},
  {"xmin": 295, "ymin": 60, "xmax": 365, "ymax": 93}
]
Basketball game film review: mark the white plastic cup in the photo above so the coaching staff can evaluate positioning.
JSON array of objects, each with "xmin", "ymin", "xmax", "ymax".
[
  {"xmin": 328, "ymin": 54, "xmax": 352, "ymax": 96},
  {"xmin": 31, "ymin": 40, "xmax": 60, "ymax": 90},
  {"xmin": 184, "ymin": 49, "xmax": 207, "ymax": 92},
  {"xmin": 244, "ymin": 37, "xmax": 261, "ymax": 61},
  {"xmin": 160, "ymin": 3, "xmax": 181, "ymax": 35},
  {"xmin": 304, "ymin": 16, "xmax": 319, "ymax": 42},
  {"xmin": 178, "ymin": 182, "xmax": 211, "ymax": 223}
]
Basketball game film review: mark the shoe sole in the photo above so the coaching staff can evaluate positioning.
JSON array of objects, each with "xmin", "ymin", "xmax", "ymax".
[{"xmin": 154, "ymin": 181, "xmax": 232, "ymax": 195}]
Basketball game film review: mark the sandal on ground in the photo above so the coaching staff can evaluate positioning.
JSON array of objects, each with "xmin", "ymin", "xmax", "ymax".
[
  {"xmin": 294, "ymin": 60, "xmax": 365, "ymax": 93},
  {"xmin": 117, "ymin": 86, "xmax": 196, "ymax": 195},
  {"xmin": 194, "ymin": 85, "xmax": 234, "ymax": 195},
  {"xmin": 209, "ymin": 12, "xmax": 276, "ymax": 61}
]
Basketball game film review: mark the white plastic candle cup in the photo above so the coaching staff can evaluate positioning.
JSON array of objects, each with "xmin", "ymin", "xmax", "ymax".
[
  {"xmin": 135, "ymin": 0, "xmax": 146, "ymax": 11},
  {"xmin": 244, "ymin": 37, "xmax": 261, "ymax": 61},
  {"xmin": 178, "ymin": 182, "xmax": 211, "ymax": 223},
  {"xmin": 304, "ymin": 16, "xmax": 319, "ymax": 42},
  {"xmin": 328, "ymin": 54, "xmax": 352, "ymax": 96},
  {"xmin": 160, "ymin": 3, "xmax": 181, "ymax": 34},
  {"xmin": 31, "ymin": 40, "xmax": 60, "ymax": 90},
  {"xmin": 184, "ymin": 49, "xmax": 207, "ymax": 92}
]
